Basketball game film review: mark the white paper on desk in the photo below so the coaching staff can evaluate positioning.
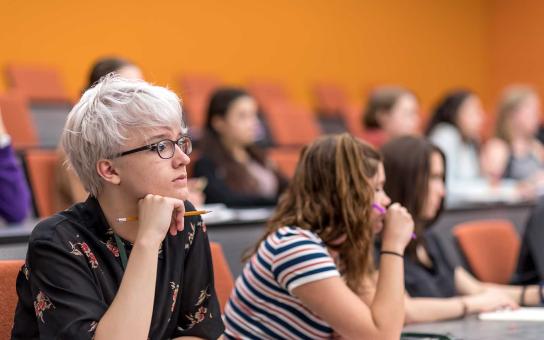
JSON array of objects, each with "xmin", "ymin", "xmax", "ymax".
[
  {"xmin": 479, "ymin": 307, "xmax": 544, "ymax": 321},
  {"xmin": 200, "ymin": 204, "xmax": 235, "ymax": 224}
]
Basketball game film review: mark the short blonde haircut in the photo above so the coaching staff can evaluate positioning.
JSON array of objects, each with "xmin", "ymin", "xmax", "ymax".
[{"xmin": 61, "ymin": 75, "xmax": 186, "ymax": 197}]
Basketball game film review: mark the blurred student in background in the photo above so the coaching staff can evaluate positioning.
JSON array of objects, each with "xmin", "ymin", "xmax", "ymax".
[
  {"xmin": 0, "ymin": 107, "xmax": 30, "ymax": 223},
  {"xmin": 223, "ymin": 133, "xmax": 414, "ymax": 339},
  {"xmin": 378, "ymin": 136, "xmax": 543, "ymax": 323},
  {"xmin": 485, "ymin": 86, "xmax": 544, "ymax": 184},
  {"xmin": 362, "ymin": 86, "xmax": 420, "ymax": 147},
  {"xmin": 425, "ymin": 90, "xmax": 528, "ymax": 205},
  {"xmin": 194, "ymin": 88, "xmax": 287, "ymax": 207},
  {"xmin": 84, "ymin": 57, "xmax": 143, "ymax": 92}
]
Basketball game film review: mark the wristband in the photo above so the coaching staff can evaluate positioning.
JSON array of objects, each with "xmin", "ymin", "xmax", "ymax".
[
  {"xmin": 539, "ymin": 281, "xmax": 544, "ymax": 304},
  {"xmin": 459, "ymin": 298, "xmax": 468, "ymax": 318},
  {"xmin": 380, "ymin": 250, "xmax": 404, "ymax": 258},
  {"xmin": 520, "ymin": 285, "xmax": 528, "ymax": 306}
]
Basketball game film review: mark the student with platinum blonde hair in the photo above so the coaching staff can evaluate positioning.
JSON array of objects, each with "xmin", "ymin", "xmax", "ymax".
[{"xmin": 12, "ymin": 76, "xmax": 224, "ymax": 339}]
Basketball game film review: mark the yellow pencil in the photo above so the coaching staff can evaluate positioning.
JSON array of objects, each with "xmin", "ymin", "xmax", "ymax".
[{"xmin": 116, "ymin": 210, "xmax": 211, "ymax": 222}]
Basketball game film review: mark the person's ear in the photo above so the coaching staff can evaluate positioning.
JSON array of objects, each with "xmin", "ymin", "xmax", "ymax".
[{"xmin": 96, "ymin": 159, "xmax": 121, "ymax": 185}]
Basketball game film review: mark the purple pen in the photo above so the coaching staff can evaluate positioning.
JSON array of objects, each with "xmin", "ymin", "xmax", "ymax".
[
  {"xmin": 372, "ymin": 203, "xmax": 417, "ymax": 240},
  {"xmin": 371, "ymin": 203, "xmax": 386, "ymax": 214}
]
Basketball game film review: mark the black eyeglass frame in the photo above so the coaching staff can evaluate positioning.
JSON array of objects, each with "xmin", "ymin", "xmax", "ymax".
[{"xmin": 111, "ymin": 135, "xmax": 192, "ymax": 159}]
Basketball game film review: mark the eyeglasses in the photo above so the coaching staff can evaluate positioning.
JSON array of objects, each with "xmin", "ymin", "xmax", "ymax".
[{"xmin": 112, "ymin": 136, "xmax": 192, "ymax": 159}]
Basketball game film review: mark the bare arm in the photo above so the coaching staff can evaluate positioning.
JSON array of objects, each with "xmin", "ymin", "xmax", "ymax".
[
  {"xmin": 483, "ymin": 282, "xmax": 541, "ymax": 306},
  {"xmin": 94, "ymin": 195, "xmax": 185, "ymax": 340},
  {"xmin": 404, "ymin": 296, "xmax": 465, "ymax": 324},
  {"xmin": 455, "ymin": 267, "xmax": 486, "ymax": 295},
  {"xmin": 455, "ymin": 266, "xmax": 540, "ymax": 305},
  {"xmin": 94, "ymin": 240, "xmax": 160, "ymax": 340},
  {"xmin": 293, "ymin": 253, "xmax": 405, "ymax": 340},
  {"xmin": 293, "ymin": 203, "xmax": 413, "ymax": 339}
]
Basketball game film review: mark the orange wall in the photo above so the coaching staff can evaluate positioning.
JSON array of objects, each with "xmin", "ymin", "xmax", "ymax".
[
  {"xmin": 490, "ymin": 0, "xmax": 544, "ymax": 111},
  {"xmin": 0, "ymin": 0, "xmax": 491, "ymax": 113}
]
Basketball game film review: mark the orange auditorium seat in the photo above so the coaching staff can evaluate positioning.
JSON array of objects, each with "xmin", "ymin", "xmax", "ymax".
[
  {"xmin": 210, "ymin": 242, "xmax": 234, "ymax": 312},
  {"xmin": 453, "ymin": 219, "xmax": 520, "ymax": 284},
  {"xmin": 0, "ymin": 260, "xmax": 24, "ymax": 340},
  {"xmin": 312, "ymin": 82, "xmax": 350, "ymax": 118},
  {"xmin": 247, "ymin": 80, "xmax": 291, "ymax": 114},
  {"xmin": 267, "ymin": 147, "xmax": 302, "ymax": 178},
  {"xmin": 6, "ymin": 64, "xmax": 70, "ymax": 103},
  {"xmin": 24, "ymin": 149, "xmax": 59, "ymax": 218},
  {"xmin": 0, "ymin": 92, "xmax": 39, "ymax": 149},
  {"xmin": 177, "ymin": 74, "xmax": 221, "ymax": 130},
  {"xmin": 265, "ymin": 104, "xmax": 320, "ymax": 146}
]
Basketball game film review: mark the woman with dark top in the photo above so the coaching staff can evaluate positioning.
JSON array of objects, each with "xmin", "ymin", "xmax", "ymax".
[
  {"xmin": 378, "ymin": 136, "xmax": 543, "ymax": 323},
  {"xmin": 194, "ymin": 88, "xmax": 287, "ymax": 207},
  {"xmin": 12, "ymin": 76, "xmax": 223, "ymax": 339}
]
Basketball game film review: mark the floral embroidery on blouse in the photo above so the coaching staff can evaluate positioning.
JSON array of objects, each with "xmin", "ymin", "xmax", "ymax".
[
  {"xmin": 22, "ymin": 263, "xmax": 30, "ymax": 280},
  {"xmin": 88, "ymin": 321, "xmax": 97, "ymax": 332},
  {"xmin": 181, "ymin": 286, "xmax": 212, "ymax": 330},
  {"xmin": 200, "ymin": 221, "xmax": 207, "ymax": 233},
  {"xmin": 69, "ymin": 241, "xmax": 99, "ymax": 269},
  {"xmin": 196, "ymin": 287, "xmax": 211, "ymax": 306},
  {"xmin": 34, "ymin": 291, "xmax": 55, "ymax": 323},
  {"xmin": 104, "ymin": 238, "xmax": 119, "ymax": 257},
  {"xmin": 170, "ymin": 281, "xmax": 180, "ymax": 313},
  {"xmin": 186, "ymin": 306, "xmax": 208, "ymax": 326},
  {"xmin": 185, "ymin": 222, "xmax": 196, "ymax": 250}
]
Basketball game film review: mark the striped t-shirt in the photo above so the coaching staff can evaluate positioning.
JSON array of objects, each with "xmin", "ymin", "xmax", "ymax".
[{"xmin": 223, "ymin": 226, "xmax": 340, "ymax": 339}]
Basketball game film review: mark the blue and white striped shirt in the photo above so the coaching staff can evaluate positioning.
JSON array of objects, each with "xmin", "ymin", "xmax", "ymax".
[{"xmin": 224, "ymin": 226, "xmax": 340, "ymax": 339}]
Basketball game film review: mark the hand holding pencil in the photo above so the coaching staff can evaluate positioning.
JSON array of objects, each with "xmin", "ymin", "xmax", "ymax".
[{"xmin": 133, "ymin": 194, "xmax": 187, "ymax": 247}]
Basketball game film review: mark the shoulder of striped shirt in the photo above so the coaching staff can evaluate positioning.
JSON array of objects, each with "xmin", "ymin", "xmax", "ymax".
[{"xmin": 274, "ymin": 225, "xmax": 321, "ymax": 242}]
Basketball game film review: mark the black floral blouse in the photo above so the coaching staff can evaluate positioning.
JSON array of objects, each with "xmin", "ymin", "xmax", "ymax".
[{"xmin": 12, "ymin": 197, "xmax": 224, "ymax": 339}]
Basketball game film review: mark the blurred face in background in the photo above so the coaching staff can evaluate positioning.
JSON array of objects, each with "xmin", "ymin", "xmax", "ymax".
[
  {"xmin": 370, "ymin": 163, "xmax": 391, "ymax": 234},
  {"xmin": 513, "ymin": 94, "xmax": 541, "ymax": 138},
  {"xmin": 456, "ymin": 95, "xmax": 484, "ymax": 141},
  {"xmin": 213, "ymin": 95, "xmax": 259, "ymax": 147},
  {"xmin": 116, "ymin": 65, "xmax": 143, "ymax": 80},
  {"xmin": 421, "ymin": 151, "xmax": 445, "ymax": 220},
  {"xmin": 381, "ymin": 93, "xmax": 420, "ymax": 138}
]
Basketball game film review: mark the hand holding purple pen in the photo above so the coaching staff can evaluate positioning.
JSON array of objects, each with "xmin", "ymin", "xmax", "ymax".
[{"xmin": 372, "ymin": 203, "xmax": 417, "ymax": 240}]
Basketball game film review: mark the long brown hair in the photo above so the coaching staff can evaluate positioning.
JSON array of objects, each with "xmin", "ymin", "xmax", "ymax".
[
  {"xmin": 246, "ymin": 133, "xmax": 381, "ymax": 292},
  {"xmin": 424, "ymin": 90, "xmax": 474, "ymax": 141},
  {"xmin": 381, "ymin": 136, "xmax": 445, "ymax": 260},
  {"xmin": 201, "ymin": 87, "xmax": 280, "ymax": 194}
]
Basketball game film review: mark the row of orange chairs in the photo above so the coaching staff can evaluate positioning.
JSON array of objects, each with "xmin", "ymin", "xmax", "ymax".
[
  {"xmin": 1, "ymin": 65, "xmax": 369, "ymax": 150},
  {"xmin": 1, "ymin": 65, "xmax": 367, "ymax": 194}
]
